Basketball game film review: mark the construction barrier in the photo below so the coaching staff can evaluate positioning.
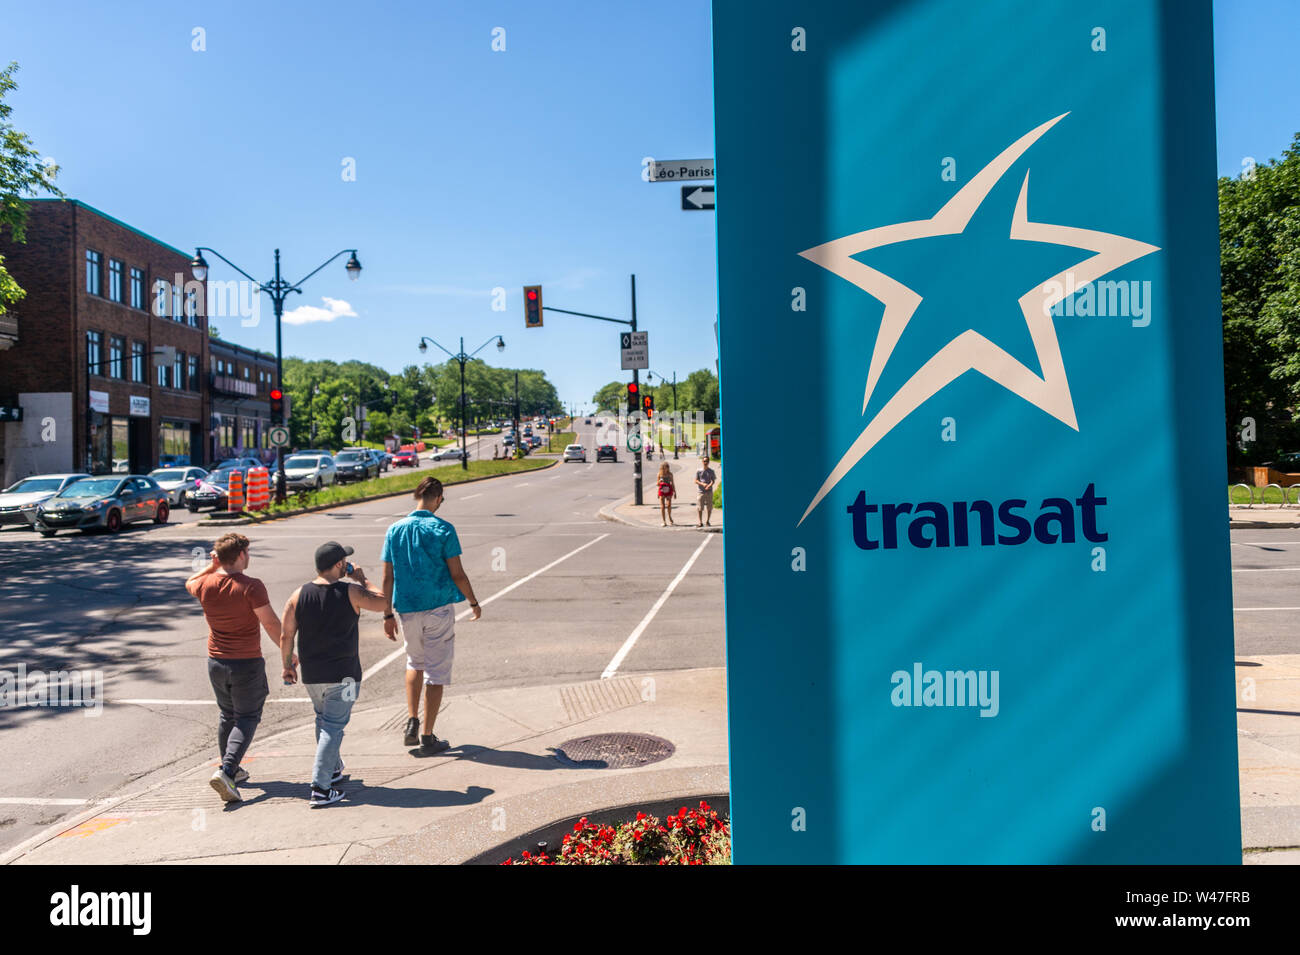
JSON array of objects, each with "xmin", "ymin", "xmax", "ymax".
[
  {"xmin": 245, "ymin": 466, "xmax": 270, "ymax": 512},
  {"xmin": 227, "ymin": 470, "xmax": 245, "ymax": 512}
]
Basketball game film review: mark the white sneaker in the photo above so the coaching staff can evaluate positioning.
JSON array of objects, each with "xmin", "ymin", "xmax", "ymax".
[
  {"xmin": 309, "ymin": 785, "xmax": 345, "ymax": 808},
  {"xmin": 209, "ymin": 769, "xmax": 242, "ymax": 802}
]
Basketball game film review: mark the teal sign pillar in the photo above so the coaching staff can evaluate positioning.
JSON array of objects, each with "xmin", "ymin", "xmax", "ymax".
[{"xmin": 713, "ymin": 0, "xmax": 1240, "ymax": 862}]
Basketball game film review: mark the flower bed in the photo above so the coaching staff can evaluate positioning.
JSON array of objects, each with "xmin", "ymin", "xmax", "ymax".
[{"xmin": 502, "ymin": 801, "xmax": 730, "ymax": 865}]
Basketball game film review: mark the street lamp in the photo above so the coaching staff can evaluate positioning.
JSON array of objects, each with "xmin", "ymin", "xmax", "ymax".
[
  {"xmin": 647, "ymin": 370, "xmax": 680, "ymax": 458},
  {"xmin": 190, "ymin": 245, "xmax": 362, "ymax": 502},
  {"xmin": 417, "ymin": 334, "xmax": 505, "ymax": 470}
]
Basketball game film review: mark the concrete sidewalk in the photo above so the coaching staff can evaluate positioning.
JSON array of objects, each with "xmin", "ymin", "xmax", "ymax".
[
  {"xmin": 1238, "ymin": 654, "xmax": 1300, "ymax": 864},
  {"xmin": 1230, "ymin": 506, "xmax": 1300, "ymax": 529},
  {"xmin": 601, "ymin": 455, "xmax": 722, "ymax": 533},
  {"xmin": 2, "ymin": 668, "xmax": 728, "ymax": 866}
]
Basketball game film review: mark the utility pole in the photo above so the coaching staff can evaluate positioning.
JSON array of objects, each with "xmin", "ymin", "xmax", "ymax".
[{"xmin": 631, "ymin": 274, "xmax": 642, "ymax": 504}]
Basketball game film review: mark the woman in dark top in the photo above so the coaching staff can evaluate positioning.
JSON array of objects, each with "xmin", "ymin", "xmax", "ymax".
[{"xmin": 280, "ymin": 540, "xmax": 389, "ymax": 807}]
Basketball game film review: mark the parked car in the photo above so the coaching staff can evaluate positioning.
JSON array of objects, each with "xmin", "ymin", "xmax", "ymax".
[
  {"xmin": 392, "ymin": 449, "xmax": 419, "ymax": 468},
  {"xmin": 334, "ymin": 450, "xmax": 379, "ymax": 482},
  {"xmin": 188, "ymin": 468, "xmax": 247, "ymax": 512},
  {"xmin": 212, "ymin": 456, "xmax": 264, "ymax": 471},
  {"xmin": 148, "ymin": 466, "xmax": 209, "ymax": 507},
  {"xmin": 596, "ymin": 445, "xmax": 618, "ymax": 463},
  {"xmin": 563, "ymin": 444, "xmax": 587, "ymax": 463},
  {"xmin": 431, "ymin": 446, "xmax": 467, "ymax": 462},
  {"xmin": 342, "ymin": 447, "xmax": 390, "ymax": 474},
  {"xmin": 0, "ymin": 473, "xmax": 92, "ymax": 528},
  {"xmin": 34, "ymin": 475, "xmax": 170, "ymax": 536},
  {"xmin": 283, "ymin": 454, "xmax": 337, "ymax": 492}
]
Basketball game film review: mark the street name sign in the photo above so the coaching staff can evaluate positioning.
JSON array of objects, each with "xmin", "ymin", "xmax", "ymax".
[
  {"xmin": 682, "ymin": 186, "xmax": 715, "ymax": 210},
  {"xmin": 646, "ymin": 158, "xmax": 714, "ymax": 183},
  {"xmin": 620, "ymin": 331, "xmax": 648, "ymax": 370},
  {"xmin": 714, "ymin": 0, "xmax": 1237, "ymax": 863}
]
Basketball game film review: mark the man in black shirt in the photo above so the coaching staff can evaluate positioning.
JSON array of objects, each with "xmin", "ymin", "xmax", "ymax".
[{"xmin": 281, "ymin": 540, "xmax": 389, "ymax": 808}]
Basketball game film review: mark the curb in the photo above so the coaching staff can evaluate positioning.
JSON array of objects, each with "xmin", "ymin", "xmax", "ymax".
[
  {"xmin": 196, "ymin": 460, "xmax": 560, "ymax": 526},
  {"xmin": 598, "ymin": 496, "xmax": 723, "ymax": 533}
]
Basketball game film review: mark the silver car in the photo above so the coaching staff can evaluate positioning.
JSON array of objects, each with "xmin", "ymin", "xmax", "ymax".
[
  {"xmin": 431, "ymin": 446, "xmax": 467, "ymax": 462},
  {"xmin": 34, "ymin": 475, "xmax": 170, "ymax": 536},
  {"xmin": 283, "ymin": 453, "xmax": 337, "ymax": 492},
  {"xmin": 148, "ymin": 466, "xmax": 210, "ymax": 507},
  {"xmin": 563, "ymin": 444, "xmax": 587, "ymax": 463},
  {"xmin": 0, "ymin": 473, "xmax": 92, "ymax": 528}
]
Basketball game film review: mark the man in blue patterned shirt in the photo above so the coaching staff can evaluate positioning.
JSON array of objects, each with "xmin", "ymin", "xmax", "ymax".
[{"xmin": 382, "ymin": 476, "xmax": 481, "ymax": 754}]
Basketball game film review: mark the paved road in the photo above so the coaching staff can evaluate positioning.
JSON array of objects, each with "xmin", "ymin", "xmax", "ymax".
[
  {"xmin": 1229, "ymin": 528, "xmax": 1300, "ymax": 656},
  {"xmin": 0, "ymin": 421, "xmax": 721, "ymax": 854}
]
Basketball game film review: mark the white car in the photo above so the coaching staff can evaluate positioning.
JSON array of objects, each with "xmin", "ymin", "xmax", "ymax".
[
  {"xmin": 0, "ymin": 473, "xmax": 92, "ymax": 528},
  {"xmin": 563, "ymin": 444, "xmax": 587, "ymax": 463},
  {"xmin": 148, "ymin": 466, "xmax": 210, "ymax": 507},
  {"xmin": 431, "ymin": 446, "xmax": 467, "ymax": 462},
  {"xmin": 283, "ymin": 454, "xmax": 338, "ymax": 492}
]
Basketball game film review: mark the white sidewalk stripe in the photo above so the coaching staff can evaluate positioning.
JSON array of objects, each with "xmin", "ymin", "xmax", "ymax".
[
  {"xmin": 602, "ymin": 535, "xmax": 714, "ymax": 679},
  {"xmin": 361, "ymin": 533, "xmax": 610, "ymax": 681},
  {"xmin": 1234, "ymin": 606, "xmax": 1300, "ymax": 612}
]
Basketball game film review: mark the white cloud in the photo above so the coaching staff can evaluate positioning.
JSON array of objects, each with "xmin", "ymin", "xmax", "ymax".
[{"xmin": 281, "ymin": 296, "xmax": 358, "ymax": 325}]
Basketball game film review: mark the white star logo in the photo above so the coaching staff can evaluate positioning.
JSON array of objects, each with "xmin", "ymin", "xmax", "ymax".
[{"xmin": 796, "ymin": 113, "xmax": 1160, "ymax": 526}]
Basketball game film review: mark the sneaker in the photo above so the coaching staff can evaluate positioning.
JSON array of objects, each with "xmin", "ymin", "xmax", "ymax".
[
  {"xmin": 309, "ymin": 785, "xmax": 346, "ymax": 808},
  {"xmin": 331, "ymin": 759, "xmax": 346, "ymax": 785},
  {"xmin": 232, "ymin": 767, "xmax": 250, "ymax": 784},
  {"xmin": 420, "ymin": 734, "xmax": 451, "ymax": 754},
  {"xmin": 402, "ymin": 717, "xmax": 420, "ymax": 747},
  {"xmin": 209, "ymin": 769, "xmax": 242, "ymax": 803}
]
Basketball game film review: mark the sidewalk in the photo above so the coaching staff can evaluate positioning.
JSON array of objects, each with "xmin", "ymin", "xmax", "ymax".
[
  {"xmin": 601, "ymin": 455, "xmax": 722, "ymax": 532},
  {"xmin": 1238, "ymin": 654, "xmax": 1300, "ymax": 864},
  {"xmin": 1230, "ymin": 506, "xmax": 1300, "ymax": 529},
  {"xmin": 1, "ymin": 668, "xmax": 728, "ymax": 866}
]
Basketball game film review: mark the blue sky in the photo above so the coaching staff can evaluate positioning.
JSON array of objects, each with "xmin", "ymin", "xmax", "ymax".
[{"xmin": 2, "ymin": 0, "xmax": 1294, "ymax": 411}]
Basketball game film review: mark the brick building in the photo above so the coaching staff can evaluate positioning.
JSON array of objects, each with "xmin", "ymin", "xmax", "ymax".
[
  {"xmin": 0, "ymin": 199, "xmax": 208, "ymax": 484},
  {"xmin": 207, "ymin": 337, "xmax": 277, "ymax": 466}
]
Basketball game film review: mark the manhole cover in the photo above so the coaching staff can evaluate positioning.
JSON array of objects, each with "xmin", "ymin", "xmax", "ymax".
[{"xmin": 553, "ymin": 733, "xmax": 675, "ymax": 769}]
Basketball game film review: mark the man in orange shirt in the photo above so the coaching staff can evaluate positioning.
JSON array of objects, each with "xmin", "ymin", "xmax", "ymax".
[{"xmin": 186, "ymin": 532, "xmax": 284, "ymax": 803}]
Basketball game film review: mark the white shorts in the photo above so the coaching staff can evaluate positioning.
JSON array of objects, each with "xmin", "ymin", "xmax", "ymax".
[{"xmin": 400, "ymin": 605, "xmax": 456, "ymax": 685}]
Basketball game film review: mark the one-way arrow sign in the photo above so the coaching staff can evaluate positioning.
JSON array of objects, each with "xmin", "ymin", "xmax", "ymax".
[{"xmin": 682, "ymin": 185, "xmax": 715, "ymax": 211}]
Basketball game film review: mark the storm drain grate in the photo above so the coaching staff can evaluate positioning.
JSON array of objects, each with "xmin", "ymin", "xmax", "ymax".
[{"xmin": 553, "ymin": 733, "xmax": 675, "ymax": 769}]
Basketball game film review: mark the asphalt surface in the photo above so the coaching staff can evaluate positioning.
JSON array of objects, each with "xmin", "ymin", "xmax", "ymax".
[
  {"xmin": 1229, "ymin": 527, "xmax": 1300, "ymax": 656},
  {"xmin": 0, "ymin": 420, "xmax": 723, "ymax": 854}
]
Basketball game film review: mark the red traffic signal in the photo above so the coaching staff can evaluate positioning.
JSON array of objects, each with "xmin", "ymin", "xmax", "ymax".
[
  {"xmin": 269, "ymin": 388, "xmax": 283, "ymax": 401},
  {"xmin": 270, "ymin": 388, "xmax": 285, "ymax": 425},
  {"xmin": 643, "ymin": 393, "xmax": 654, "ymax": 418},
  {"xmin": 524, "ymin": 285, "xmax": 543, "ymax": 328}
]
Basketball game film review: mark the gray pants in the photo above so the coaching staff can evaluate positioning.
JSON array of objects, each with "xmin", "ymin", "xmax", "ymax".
[{"xmin": 207, "ymin": 657, "xmax": 269, "ymax": 778}]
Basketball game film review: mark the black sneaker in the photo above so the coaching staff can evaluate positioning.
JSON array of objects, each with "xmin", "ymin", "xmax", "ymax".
[
  {"xmin": 403, "ymin": 717, "xmax": 420, "ymax": 747},
  {"xmin": 309, "ymin": 785, "xmax": 346, "ymax": 808},
  {"xmin": 331, "ymin": 759, "xmax": 346, "ymax": 785},
  {"xmin": 420, "ymin": 734, "xmax": 451, "ymax": 754}
]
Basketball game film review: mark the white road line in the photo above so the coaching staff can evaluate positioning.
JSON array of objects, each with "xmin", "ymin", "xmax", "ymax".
[
  {"xmin": 460, "ymin": 493, "xmax": 483, "ymax": 500},
  {"xmin": 0, "ymin": 797, "xmax": 113, "ymax": 807},
  {"xmin": 1234, "ymin": 606, "xmax": 1300, "ymax": 612},
  {"xmin": 113, "ymin": 698, "xmax": 312, "ymax": 705},
  {"xmin": 361, "ymin": 533, "xmax": 611, "ymax": 681},
  {"xmin": 602, "ymin": 535, "xmax": 714, "ymax": 680}
]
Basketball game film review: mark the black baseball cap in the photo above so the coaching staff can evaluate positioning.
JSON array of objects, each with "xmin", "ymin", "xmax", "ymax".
[{"xmin": 314, "ymin": 540, "xmax": 354, "ymax": 571}]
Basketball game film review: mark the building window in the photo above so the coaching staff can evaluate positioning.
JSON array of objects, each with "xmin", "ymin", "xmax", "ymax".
[
  {"xmin": 109, "ymin": 336, "xmax": 125, "ymax": 379},
  {"xmin": 172, "ymin": 284, "xmax": 182, "ymax": 323},
  {"xmin": 188, "ymin": 354, "xmax": 199, "ymax": 392},
  {"xmin": 86, "ymin": 250, "xmax": 102, "ymax": 296},
  {"xmin": 108, "ymin": 259, "xmax": 124, "ymax": 302},
  {"xmin": 153, "ymin": 280, "xmax": 168, "ymax": 317},
  {"xmin": 242, "ymin": 418, "xmax": 256, "ymax": 451},
  {"xmin": 159, "ymin": 421, "xmax": 192, "ymax": 467},
  {"xmin": 186, "ymin": 288, "xmax": 198, "ymax": 326},
  {"xmin": 87, "ymin": 330, "xmax": 103, "ymax": 376},
  {"xmin": 244, "ymin": 366, "xmax": 250, "ymax": 380},
  {"xmin": 131, "ymin": 341, "xmax": 146, "ymax": 382},
  {"xmin": 174, "ymin": 350, "xmax": 184, "ymax": 389},
  {"xmin": 157, "ymin": 360, "xmax": 169, "ymax": 388},
  {"xmin": 130, "ymin": 268, "xmax": 144, "ymax": 309}
]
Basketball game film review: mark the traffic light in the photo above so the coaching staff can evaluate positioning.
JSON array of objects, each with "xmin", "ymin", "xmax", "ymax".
[
  {"xmin": 270, "ymin": 388, "xmax": 285, "ymax": 424},
  {"xmin": 643, "ymin": 393, "xmax": 655, "ymax": 419},
  {"xmin": 627, "ymin": 381, "xmax": 639, "ymax": 411},
  {"xmin": 524, "ymin": 285, "xmax": 543, "ymax": 328}
]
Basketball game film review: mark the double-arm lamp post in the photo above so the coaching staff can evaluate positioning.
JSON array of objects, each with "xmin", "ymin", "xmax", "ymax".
[
  {"xmin": 190, "ymin": 247, "xmax": 362, "ymax": 502},
  {"xmin": 417, "ymin": 334, "xmax": 505, "ymax": 470}
]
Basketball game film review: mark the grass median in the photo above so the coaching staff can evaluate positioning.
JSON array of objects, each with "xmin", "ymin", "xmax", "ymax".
[{"xmin": 244, "ymin": 457, "xmax": 555, "ymax": 520}]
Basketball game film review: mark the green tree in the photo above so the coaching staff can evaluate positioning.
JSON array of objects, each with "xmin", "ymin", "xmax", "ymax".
[
  {"xmin": 592, "ymin": 380, "xmax": 626, "ymax": 412},
  {"xmin": 0, "ymin": 61, "xmax": 62, "ymax": 315},
  {"xmin": 1220, "ymin": 134, "xmax": 1300, "ymax": 466}
]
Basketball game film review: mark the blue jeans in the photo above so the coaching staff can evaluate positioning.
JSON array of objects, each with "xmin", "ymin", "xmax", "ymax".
[{"xmin": 305, "ymin": 680, "xmax": 359, "ymax": 790}]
